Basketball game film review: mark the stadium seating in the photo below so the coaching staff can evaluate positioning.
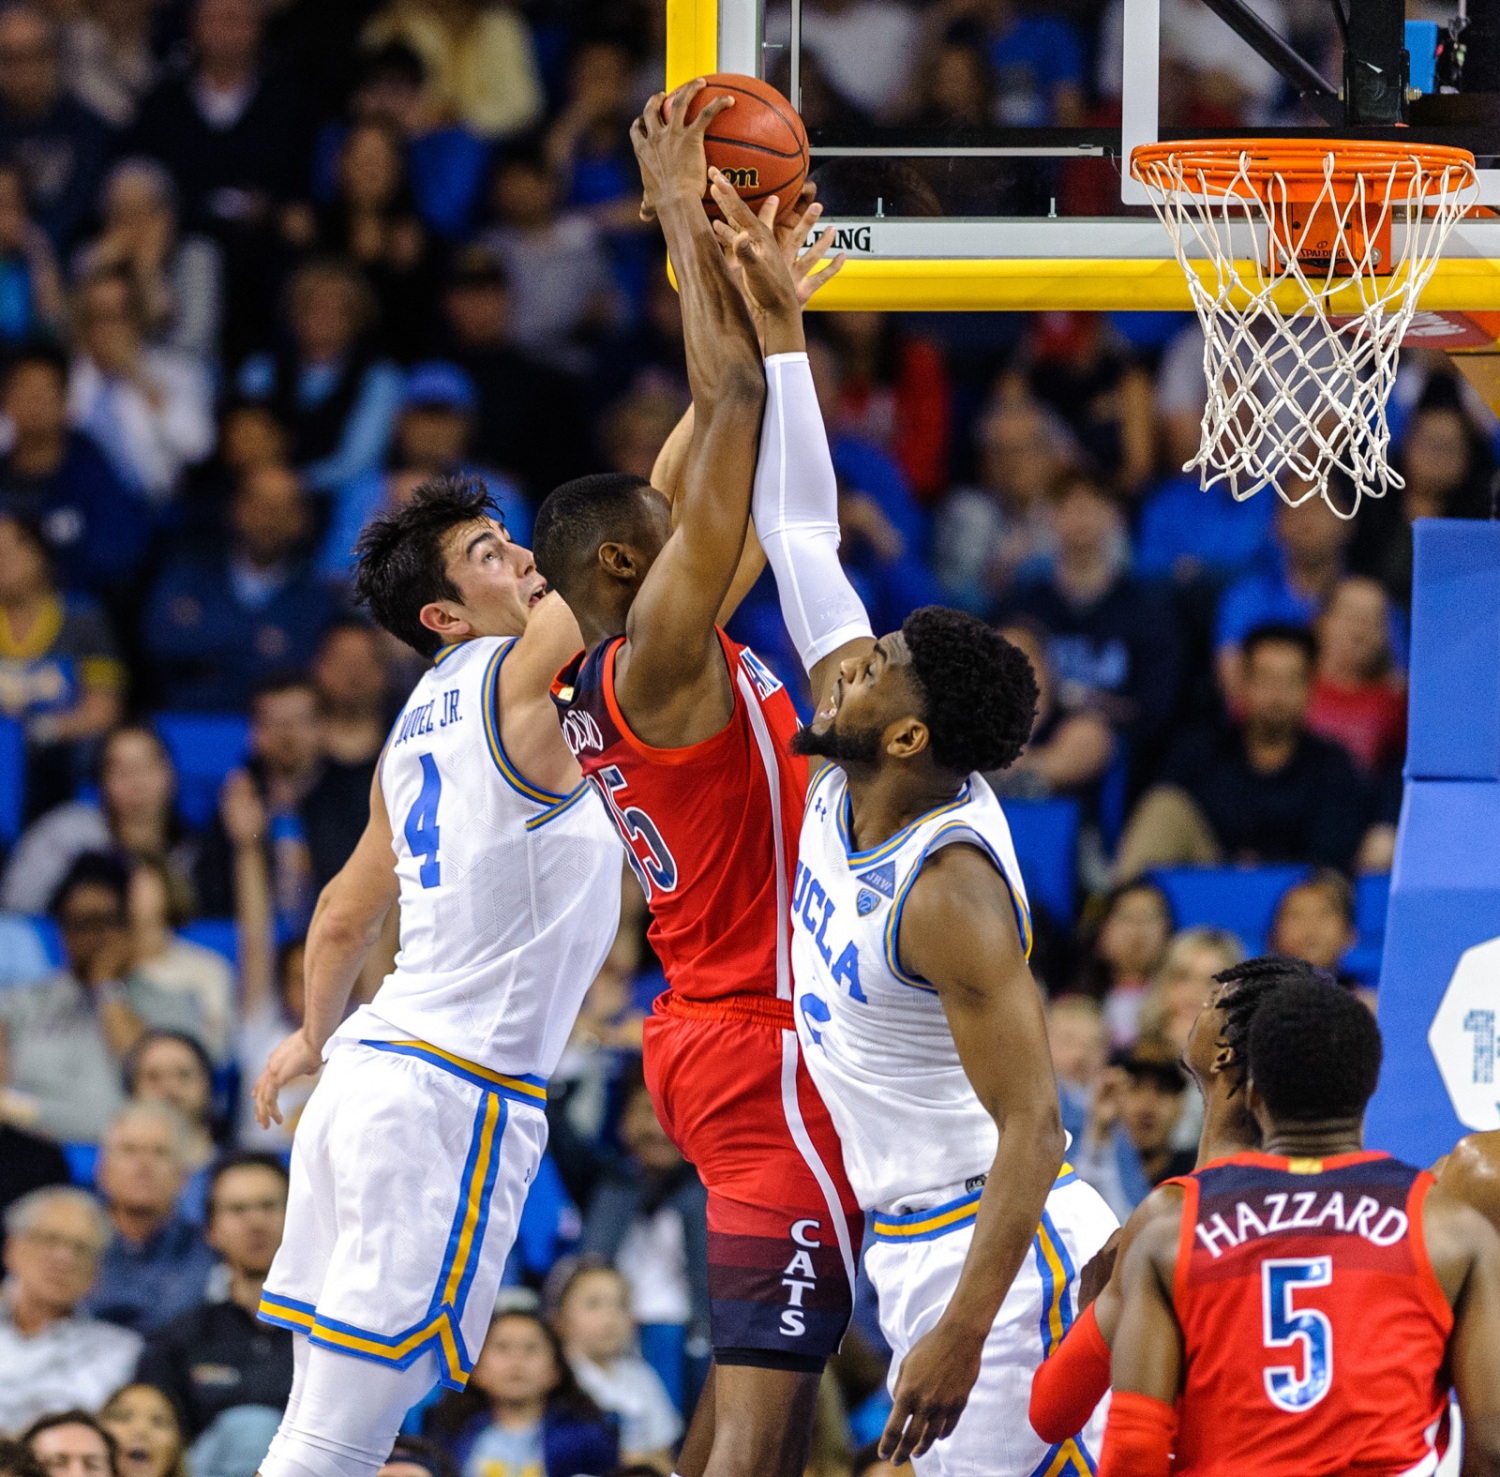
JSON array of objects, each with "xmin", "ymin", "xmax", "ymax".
[
  {"xmin": 0, "ymin": 718, "xmax": 24, "ymax": 846},
  {"xmin": 1006, "ymin": 797, "xmax": 1081, "ymax": 926},
  {"xmin": 155, "ymin": 713, "xmax": 251, "ymax": 831}
]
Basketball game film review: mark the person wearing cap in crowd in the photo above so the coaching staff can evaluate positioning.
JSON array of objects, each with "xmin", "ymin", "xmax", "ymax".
[{"xmin": 318, "ymin": 358, "xmax": 528, "ymax": 585}]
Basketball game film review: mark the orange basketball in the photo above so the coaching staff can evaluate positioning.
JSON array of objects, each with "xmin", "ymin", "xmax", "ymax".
[{"xmin": 678, "ymin": 74, "xmax": 809, "ymax": 223}]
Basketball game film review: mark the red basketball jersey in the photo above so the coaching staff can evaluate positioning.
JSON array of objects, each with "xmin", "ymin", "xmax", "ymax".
[
  {"xmin": 1169, "ymin": 1151, "xmax": 1453, "ymax": 1477},
  {"xmin": 553, "ymin": 629, "xmax": 808, "ymax": 1004}
]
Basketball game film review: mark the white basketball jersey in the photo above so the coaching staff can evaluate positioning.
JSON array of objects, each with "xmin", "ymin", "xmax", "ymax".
[
  {"xmin": 337, "ymin": 636, "xmax": 622, "ymax": 1081},
  {"xmin": 791, "ymin": 766, "xmax": 1033, "ymax": 1212}
]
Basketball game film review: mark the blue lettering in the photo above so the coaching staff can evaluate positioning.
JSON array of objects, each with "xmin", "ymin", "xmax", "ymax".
[
  {"xmin": 801, "ymin": 879, "xmax": 826, "ymax": 937},
  {"xmin": 831, "ymin": 941, "xmax": 866, "ymax": 1001},
  {"xmin": 815, "ymin": 893, "xmax": 835, "ymax": 965},
  {"xmin": 792, "ymin": 862, "xmax": 811, "ymax": 913},
  {"xmin": 439, "ymin": 688, "xmax": 461, "ymax": 727},
  {"xmin": 799, "ymin": 992, "xmax": 831, "ymax": 1048}
]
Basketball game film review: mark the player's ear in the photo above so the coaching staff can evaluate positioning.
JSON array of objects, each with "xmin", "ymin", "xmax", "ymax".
[
  {"xmin": 885, "ymin": 716, "xmax": 929, "ymax": 761},
  {"xmin": 597, "ymin": 540, "xmax": 639, "ymax": 582},
  {"xmin": 419, "ymin": 600, "xmax": 470, "ymax": 643}
]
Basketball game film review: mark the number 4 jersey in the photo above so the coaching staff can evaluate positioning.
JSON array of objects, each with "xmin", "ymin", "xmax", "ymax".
[
  {"xmin": 1167, "ymin": 1150, "xmax": 1453, "ymax": 1477},
  {"xmin": 336, "ymin": 635, "xmax": 623, "ymax": 1080}
]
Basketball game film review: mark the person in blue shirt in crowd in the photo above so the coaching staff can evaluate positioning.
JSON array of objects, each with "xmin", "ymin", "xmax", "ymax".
[
  {"xmin": 143, "ymin": 463, "xmax": 334, "ymax": 711},
  {"xmin": 0, "ymin": 158, "xmax": 62, "ymax": 342}
]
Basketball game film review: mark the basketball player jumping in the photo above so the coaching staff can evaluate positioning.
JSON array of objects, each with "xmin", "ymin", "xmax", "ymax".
[
  {"xmin": 711, "ymin": 191, "xmax": 1118, "ymax": 1475},
  {"xmin": 247, "ymin": 478, "xmax": 622, "ymax": 1477},
  {"xmin": 534, "ymin": 85, "xmax": 863, "ymax": 1477},
  {"xmin": 1104, "ymin": 975, "xmax": 1500, "ymax": 1476}
]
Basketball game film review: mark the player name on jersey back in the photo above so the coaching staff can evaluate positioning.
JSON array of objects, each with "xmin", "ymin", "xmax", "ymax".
[{"xmin": 341, "ymin": 636, "xmax": 621, "ymax": 1083}]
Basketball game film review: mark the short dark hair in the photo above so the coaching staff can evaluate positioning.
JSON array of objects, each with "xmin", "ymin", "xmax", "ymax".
[
  {"xmin": 900, "ymin": 607, "xmax": 1038, "ymax": 775},
  {"xmin": 532, "ymin": 472, "xmax": 655, "ymax": 601},
  {"xmin": 1243, "ymin": 622, "xmax": 1318, "ymax": 669},
  {"xmin": 206, "ymin": 1151, "xmax": 290, "ymax": 1221},
  {"xmin": 4, "ymin": 340, "xmax": 68, "ymax": 389},
  {"xmin": 1248, "ymin": 977, "xmax": 1382, "ymax": 1123},
  {"xmin": 354, "ymin": 475, "xmax": 499, "ymax": 657},
  {"xmin": 125, "ymin": 1029, "xmax": 214, "ymax": 1100},
  {"xmin": 1276, "ymin": 867, "xmax": 1356, "ymax": 927},
  {"xmin": 250, "ymin": 671, "xmax": 317, "ymax": 711},
  {"xmin": 360, "ymin": 39, "xmax": 426, "ymax": 88},
  {"xmin": 0, "ymin": 1439, "xmax": 49, "ymax": 1477},
  {"xmin": 1211, "ymin": 954, "xmax": 1327, "ymax": 1074},
  {"xmin": 20, "ymin": 1413, "xmax": 117, "ymax": 1476},
  {"xmin": 50, "ymin": 850, "xmax": 131, "ymax": 919}
]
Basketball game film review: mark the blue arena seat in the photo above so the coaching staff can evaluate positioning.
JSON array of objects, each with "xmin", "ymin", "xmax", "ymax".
[
  {"xmin": 63, "ymin": 1142, "xmax": 98, "ymax": 1187},
  {"xmin": 1148, "ymin": 865, "xmax": 1308, "ymax": 957},
  {"xmin": 179, "ymin": 917, "xmax": 239, "ymax": 969},
  {"xmin": 1005, "ymin": 797, "xmax": 1080, "ymax": 927},
  {"xmin": 0, "ymin": 717, "xmax": 25, "ymax": 846},
  {"xmin": 1343, "ymin": 872, "xmax": 1391, "ymax": 986},
  {"xmin": 155, "ymin": 714, "xmax": 251, "ymax": 831}
]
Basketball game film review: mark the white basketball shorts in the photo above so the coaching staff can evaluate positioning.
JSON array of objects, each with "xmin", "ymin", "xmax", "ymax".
[
  {"xmin": 258, "ymin": 1036, "xmax": 548, "ymax": 1390},
  {"xmin": 865, "ymin": 1168, "xmax": 1119, "ymax": 1477}
]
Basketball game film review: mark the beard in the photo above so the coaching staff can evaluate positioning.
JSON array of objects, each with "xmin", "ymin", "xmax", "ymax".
[{"xmin": 791, "ymin": 719, "xmax": 883, "ymax": 766}]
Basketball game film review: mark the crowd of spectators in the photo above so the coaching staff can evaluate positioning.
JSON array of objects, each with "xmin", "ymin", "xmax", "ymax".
[{"xmin": 0, "ymin": 0, "xmax": 1496, "ymax": 1473}]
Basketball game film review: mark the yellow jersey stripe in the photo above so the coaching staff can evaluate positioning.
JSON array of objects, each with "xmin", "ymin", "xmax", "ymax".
[
  {"xmin": 388, "ymin": 1040, "xmax": 548, "ymax": 1100},
  {"xmin": 481, "ymin": 643, "xmax": 569, "ymax": 805},
  {"xmin": 1036, "ymin": 1225, "xmax": 1070, "ymax": 1353},
  {"xmin": 441, "ymin": 1092, "xmax": 501, "ymax": 1307}
]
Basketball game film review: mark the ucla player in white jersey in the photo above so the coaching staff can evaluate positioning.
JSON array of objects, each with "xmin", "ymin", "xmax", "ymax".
[
  {"xmin": 714, "ymin": 194, "xmax": 1119, "ymax": 1475},
  {"xmin": 248, "ymin": 477, "xmax": 621, "ymax": 1477}
]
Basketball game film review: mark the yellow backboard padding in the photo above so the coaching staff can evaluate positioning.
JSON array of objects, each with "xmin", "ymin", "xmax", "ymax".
[{"xmin": 666, "ymin": 0, "xmax": 718, "ymax": 90}]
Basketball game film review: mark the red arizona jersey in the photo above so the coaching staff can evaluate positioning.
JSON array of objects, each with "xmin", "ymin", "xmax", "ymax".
[
  {"xmin": 553, "ymin": 629, "xmax": 807, "ymax": 1004},
  {"xmin": 1169, "ymin": 1151, "xmax": 1452, "ymax": 1477}
]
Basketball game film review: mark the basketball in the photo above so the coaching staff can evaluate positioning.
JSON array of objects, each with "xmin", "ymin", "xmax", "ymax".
[{"xmin": 678, "ymin": 74, "xmax": 809, "ymax": 223}]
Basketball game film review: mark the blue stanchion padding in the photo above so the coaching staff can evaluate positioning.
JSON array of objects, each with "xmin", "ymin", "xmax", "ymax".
[
  {"xmin": 1406, "ymin": 20, "xmax": 1439, "ymax": 94},
  {"xmin": 1149, "ymin": 865, "xmax": 1307, "ymax": 956},
  {"xmin": 0, "ymin": 717, "xmax": 24, "ymax": 846},
  {"xmin": 1405, "ymin": 521, "xmax": 1500, "ymax": 781},
  {"xmin": 1004, "ymin": 797, "xmax": 1079, "ymax": 927},
  {"xmin": 155, "ymin": 713, "xmax": 251, "ymax": 831},
  {"xmin": 1343, "ymin": 872, "xmax": 1390, "ymax": 985}
]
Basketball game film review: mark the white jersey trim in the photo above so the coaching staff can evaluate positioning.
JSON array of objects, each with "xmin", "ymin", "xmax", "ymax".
[{"xmin": 737, "ymin": 663, "xmax": 792, "ymax": 1003}]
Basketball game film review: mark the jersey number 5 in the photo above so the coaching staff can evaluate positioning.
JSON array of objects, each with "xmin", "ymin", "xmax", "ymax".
[
  {"xmin": 1261, "ymin": 1257, "xmax": 1333, "ymax": 1413},
  {"xmin": 404, "ymin": 753, "xmax": 442, "ymax": 889},
  {"xmin": 596, "ymin": 764, "xmax": 677, "ymax": 898}
]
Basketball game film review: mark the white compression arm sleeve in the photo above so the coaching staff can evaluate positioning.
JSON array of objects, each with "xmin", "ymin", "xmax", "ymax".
[{"xmin": 753, "ymin": 351, "xmax": 875, "ymax": 674}]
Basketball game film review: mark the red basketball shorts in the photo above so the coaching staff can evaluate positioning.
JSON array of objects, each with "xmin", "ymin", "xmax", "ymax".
[{"xmin": 643, "ymin": 991, "xmax": 863, "ymax": 1363}]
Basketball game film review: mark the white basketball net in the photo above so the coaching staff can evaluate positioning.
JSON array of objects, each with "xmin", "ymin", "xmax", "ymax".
[{"xmin": 1132, "ymin": 145, "xmax": 1478, "ymax": 516}]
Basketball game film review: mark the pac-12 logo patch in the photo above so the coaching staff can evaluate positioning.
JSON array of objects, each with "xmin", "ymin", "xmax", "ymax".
[
  {"xmin": 857, "ymin": 863, "xmax": 896, "ymax": 898},
  {"xmin": 856, "ymin": 889, "xmax": 881, "ymax": 916}
]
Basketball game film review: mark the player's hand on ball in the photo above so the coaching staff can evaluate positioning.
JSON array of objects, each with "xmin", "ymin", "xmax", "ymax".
[
  {"xmin": 879, "ymin": 1319, "xmax": 983, "ymax": 1464},
  {"xmin": 632, "ymin": 78, "xmax": 733, "ymax": 223},
  {"xmin": 710, "ymin": 173, "xmax": 844, "ymax": 313},
  {"xmin": 777, "ymin": 183, "xmax": 846, "ymax": 306},
  {"xmin": 253, "ymin": 1030, "xmax": 322, "ymax": 1129}
]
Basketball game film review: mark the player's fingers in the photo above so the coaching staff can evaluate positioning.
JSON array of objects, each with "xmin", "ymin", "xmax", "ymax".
[
  {"xmin": 798, "ymin": 221, "xmax": 837, "ymax": 269},
  {"xmin": 690, "ymin": 93, "xmax": 735, "ymax": 132},
  {"xmin": 877, "ymin": 1396, "xmax": 915, "ymax": 1462},
  {"xmin": 891, "ymin": 1411, "xmax": 932, "ymax": 1466},
  {"xmin": 707, "ymin": 170, "xmax": 763, "ymax": 230},
  {"xmin": 786, "ymin": 198, "xmax": 824, "ymax": 246},
  {"xmin": 641, "ymin": 92, "xmax": 668, "ymax": 132}
]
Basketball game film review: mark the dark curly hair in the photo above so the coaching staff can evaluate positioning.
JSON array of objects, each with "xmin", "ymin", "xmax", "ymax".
[
  {"xmin": 901, "ymin": 607, "xmax": 1038, "ymax": 776},
  {"xmin": 353, "ymin": 475, "xmax": 499, "ymax": 657},
  {"xmin": 1212, "ymin": 955, "xmax": 1333, "ymax": 1076},
  {"xmin": 1247, "ymin": 975, "xmax": 1382, "ymax": 1123}
]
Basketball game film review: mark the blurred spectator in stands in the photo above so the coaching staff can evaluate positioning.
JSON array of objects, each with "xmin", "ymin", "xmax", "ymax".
[
  {"xmin": 86, "ymin": 1100, "xmax": 215, "ymax": 1334},
  {"xmin": 1268, "ymin": 870, "xmax": 1358, "ymax": 985},
  {"xmin": 0, "ymin": 1188, "xmax": 140, "ymax": 1431},
  {"xmin": 237, "ymin": 259, "xmax": 403, "ymax": 496},
  {"xmin": 1137, "ymin": 926, "xmax": 1243, "ymax": 1056},
  {"xmin": 0, "ymin": 159, "xmax": 63, "ymax": 341},
  {"xmin": 766, "ymin": 0, "xmax": 920, "ymax": 121},
  {"xmin": 1007, "ymin": 314, "xmax": 1155, "ymax": 496},
  {"xmin": 821, "ymin": 314, "xmax": 951, "ymax": 504},
  {"xmin": 137, "ymin": 1153, "xmax": 292, "ymax": 1449},
  {"xmin": 97, "ymin": 1384, "xmax": 185, "ymax": 1477},
  {"xmin": 436, "ymin": 245, "xmax": 592, "ymax": 498},
  {"xmin": 377, "ymin": 1439, "xmax": 454, "ymax": 1477},
  {"xmin": 1214, "ymin": 491, "xmax": 1353, "ymax": 697},
  {"xmin": 319, "ymin": 365, "xmax": 526, "ymax": 583},
  {"xmin": 321, "ymin": 42, "xmax": 489, "ymax": 241},
  {"xmin": 1044, "ymin": 993, "xmax": 1107, "ymax": 1141},
  {"xmin": 21, "ymin": 1412, "xmax": 117, "ymax": 1477},
  {"xmin": 282, "ymin": 118, "xmax": 440, "ymax": 364},
  {"xmin": 552, "ymin": 1260, "xmax": 681, "ymax": 1469},
  {"xmin": 127, "ymin": 861, "xmax": 233, "ymax": 1064},
  {"xmin": 2, "ymin": 725, "xmax": 198, "ymax": 921},
  {"xmin": 0, "ymin": 513, "xmax": 124, "ymax": 815},
  {"xmin": 591, "ymin": 256, "xmax": 686, "ymax": 410},
  {"xmin": 426, "ymin": 1308, "xmax": 618, "ymax": 1477},
  {"xmin": 1002, "ymin": 472, "xmax": 1181, "ymax": 757},
  {"xmin": 990, "ymin": 619, "xmax": 1115, "ymax": 803},
  {"xmin": 1134, "ymin": 472, "xmax": 1276, "ymax": 587},
  {"xmin": 311, "ymin": 620, "xmax": 391, "ymax": 768},
  {"xmin": 0, "ymin": 1109, "xmax": 69, "ymax": 1214},
  {"xmin": 144, "ymin": 464, "xmax": 335, "ymax": 711},
  {"xmin": 0, "ymin": 1441, "xmax": 48, "ymax": 1477},
  {"xmin": 126, "ymin": 0, "xmax": 314, "ymax": 364},
  {"xmin": 1115, "ymin": 624, "xmax": 1371, "ymax": 877},
  {"xmin": 599, "ymin": 390, "xmax": 682, "ymax": 483},
  {"xmin": 933, "ymin": 395, "xmax": 1070, "ymax": 614},
  {"xmin": 0, "ymin": 345, "xmax": 148, "ymax": 597},
  {"xmin": 1350, "ymin": 381, "xmax": 1494, "ymax": 609},
  {"xmin": 983, "ymin": 0, "xmax": 1086, "ymax": 127},
  {"xmin": 482, "ymin": 146, "xmax": 624, "ymax": 377},
  {"xmin": 74, "ymin": 160, "xmax": 223, "ymax": 365},
  {"xmin": 363, "ymin": 0, "xmax": 543, "ymax": 141},
  {"xmin": 0, "ymin": 4, "xmax": 109, "ymax": 252},
  {"xmin": 61, "ymin": 0, "xmax": 160, "ymax": 129},
  {"xmin": 1073, "ymin": 878, "xmax": 1174, "ymax": 1048},
  {"xmin": 546, "ymin": 40, "xmax": 649, "ymax": 236},
  {"xmin": 1307, "ymin": 575, "xmax": 1405, "ymax": 775},
  {"xmin": 0, "ymin": 853, "xmax": 207, "ymax": 1145},
  {"xmin": 123, "ymin": 1032, "xmax": 217, "ymax": 1221},
  {"xmin": 68, "ymin": 266, "xmax": 215, "ymax": 504}
]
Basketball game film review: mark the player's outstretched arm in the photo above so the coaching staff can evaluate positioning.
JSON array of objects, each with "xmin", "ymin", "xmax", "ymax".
[
  {"xmin": 252, "ymin": 768, "xmax": 399, "ymax": 1127},
  {"xmin": 499, "ymin": 591, "xmax": 588, "ymax": 796},
  {"xmin": 1098, "ymin": 1216, "xmax": 1183, "ymax": 1477},
  {"xmin": 877, "ymin": 843, "xmax": 1065, "ymax": 1465},
  {"xmin": 709, "ymin": 178, "xmax": 875, "ymax": 703},
  {"xmin": 613, "ymin": 84, "xmax": 766, "ymax": 735}
]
